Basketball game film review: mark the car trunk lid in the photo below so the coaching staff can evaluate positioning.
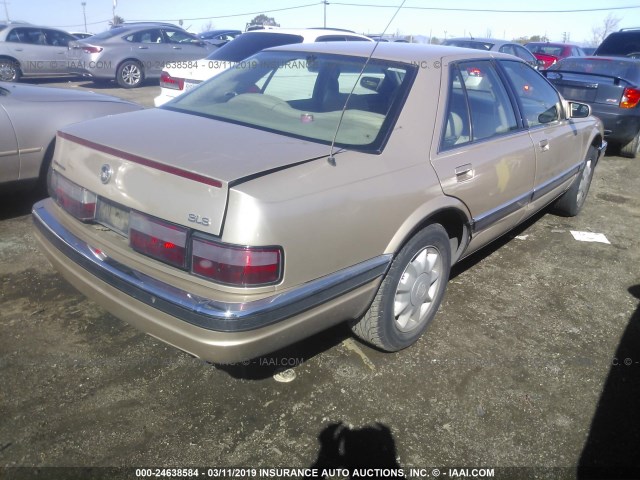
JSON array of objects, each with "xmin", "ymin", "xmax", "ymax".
[{"xmin": 53, "ymin": 108, "xmax": 329, "ymax": 236}]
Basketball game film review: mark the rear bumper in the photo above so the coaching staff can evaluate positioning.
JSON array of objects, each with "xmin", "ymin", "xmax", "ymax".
[
  {"xmin": 590, "ymin": 106, "xmax": 640, "ymax": 145},
  {"xmin": 32, "ymin": 199, "xmax": 388, "ymax": 363}
]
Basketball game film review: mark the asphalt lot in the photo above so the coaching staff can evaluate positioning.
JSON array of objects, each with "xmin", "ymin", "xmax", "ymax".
[{"xmin": 1, "ymin": 76, "xmax": 640, "ymax": 479}]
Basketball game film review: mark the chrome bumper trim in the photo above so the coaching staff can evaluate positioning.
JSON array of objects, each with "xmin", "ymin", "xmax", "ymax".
[{"xmin": 33, "ymin": 199, "xmax": 391, "ymax": 333}]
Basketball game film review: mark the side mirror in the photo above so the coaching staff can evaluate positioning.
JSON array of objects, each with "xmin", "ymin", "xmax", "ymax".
[
  {"xmin": 569, "ymin": 101, "xmax": 591, "ymax": 118},
  {"xmin": 360, "ymin": 76, "xmax": 381, "ymax": 91}
]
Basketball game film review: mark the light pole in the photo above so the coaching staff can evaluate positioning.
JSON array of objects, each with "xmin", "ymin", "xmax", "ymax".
[
  {"xmin": 81, "ymin": 1, "xmax": 87, "ymax": 32},
  {"xmin": 1, "ymin": 0, "xmax": 10, "ymax": 22},
  {"xmin": 323, "ymin": 0, "xmax": 328, "ymax": 29}
]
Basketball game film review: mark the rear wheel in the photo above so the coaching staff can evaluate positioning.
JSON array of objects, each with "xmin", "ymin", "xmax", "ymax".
[
  {"xmin": 553, "ymin": 146, "xmax": 597, "ymax": 216},
  {"xmin": 0, "ymin": 58, "xmax": 21, "ymax": 82},
  {"xmin": 116, "ymin": 60, "xmax": 144, "ymax": 88},
  {"xmin": 351, "ymin": 224, "xmax": 451, "ymax": 352},
  {"xmin": 620, "ymin": 131, "xmax": 640, "ymax": 159}
]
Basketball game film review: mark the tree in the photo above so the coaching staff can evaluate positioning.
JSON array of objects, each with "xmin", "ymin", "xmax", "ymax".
[
  {"xmin": 109, "ymin": 15, "xmax": 125, "ymax": 27},
  {"xmin": 513, "ymin": 35, "xmax": 548, "ymax": 45},
  {"xmin": 200, "ymin": 20, "xmax": 215, "ymax": 33},
  {"xmin": 247, "ymin": 14, "xmax": 279, "ymax": 29},
  {"xmin": 590, "ymin": 13, "xmax": 620, "ymax": 47}
]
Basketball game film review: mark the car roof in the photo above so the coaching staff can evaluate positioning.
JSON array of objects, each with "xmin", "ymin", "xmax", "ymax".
[
  {"xmin": 526, "ymin": 42, "xmax": 580, "ymax": 47},
  {"xmin": 266, "ymin": 41, "xmax": 521, "ymax": 63},
  {"xmin": 201, "ymin": 29, "xmax": 242, "ymax": 34},
  {"xmin": 446, "ymin": 37, "xmax": 515, "ymax": 46},
  {"xmin": 242, "ymin": 27, "xmax": 372, "ymax": 42}
]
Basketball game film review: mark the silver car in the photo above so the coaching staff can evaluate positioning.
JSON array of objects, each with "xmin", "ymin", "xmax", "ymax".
[
  {"xmin": 0, "ymin": 22, "xmax": 78, "ymax": 81},
  {"xmin": 67, "ymin": 23, "xmax": 215, "ymax": 88},
  {"xmin": 443, "ymin": 37, "xmax": 541, "ymax": 69},
  {"xmin": 0, "ymin": 81, "xmax": 141, "ymax": 192}
]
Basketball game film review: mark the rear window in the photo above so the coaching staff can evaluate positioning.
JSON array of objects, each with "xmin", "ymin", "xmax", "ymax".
[
  {"xmin": 443, "ymin": 40, "xmax": 494, "ymax": 51},
  {"xmin": 550, "ymin": 57, "xmax": 640, "ymax": 83},
  {"xmin": 89, "ymin": 28, "xmax": 126, "ymax": 41},
  {"xmin": 527, "ymin": 43, "xmax": 564, "ymax": 56},
  {"xmin": 206, "ymin": 33, "xmax": 304, "ymax": 62},
  {"xmin": 595, "ymin": 31, "xmax": 640, "ymax": 57},
  {"xmin": 166, "ymin": 51, "xmax": 416, "ymax": 153}
]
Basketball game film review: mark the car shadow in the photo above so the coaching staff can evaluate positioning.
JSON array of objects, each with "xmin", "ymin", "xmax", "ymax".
[
  {"xmin": 75, "ymin": 79, "xmax": 159, "ymax": 90},
  {"xmin": 0, "ymin": 190, "xmax": 48, "ymax": 221},
  {"xmin": 577, "ymin": 284, "xmax": 640, "ymax": 479},
  {"xmin": 213, "ymin": 323, "xmax": 351, "ymax": 380}
]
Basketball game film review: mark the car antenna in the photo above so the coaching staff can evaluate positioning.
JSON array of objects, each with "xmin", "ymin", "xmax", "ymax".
[{"xmin": 326, "ymin": 0, "xmax": 406, "ymax": 166}]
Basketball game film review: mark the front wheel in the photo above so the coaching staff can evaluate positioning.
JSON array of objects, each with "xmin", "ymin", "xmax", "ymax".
[
  {"xmin": 116, "ymin": 60, "xmax": 144, "ymax": 88},
  {"xmin": 351, "ymin": 224, "xmax": 451, "ymax": 352},
  {"xmin": 552, "ymin": 146, "xmax": 597, "ymax": 217},
  {"xmin": 0, "ymin": 58, "xmax": 21, "ymax": 82}
]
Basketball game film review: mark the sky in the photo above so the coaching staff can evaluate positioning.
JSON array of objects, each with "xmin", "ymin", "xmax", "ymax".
[{"xmin": 3, "ymin": 0, "xmax": 639, "ymax": 46}]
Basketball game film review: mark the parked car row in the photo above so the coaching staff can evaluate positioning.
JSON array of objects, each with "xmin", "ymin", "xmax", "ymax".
[{"xmin": 0, "ymin": 21, "xmax": 216, "ymax": 86}]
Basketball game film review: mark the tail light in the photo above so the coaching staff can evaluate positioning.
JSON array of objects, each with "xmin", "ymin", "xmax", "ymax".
[
  {"xmin": 129, "ymin": 211, "xmax": 188, "ymax": 269},
  {"xmin": 81, "ymin": 45, "xmax": 103, "ymax": 54},
  {"xmin": 621, "ymin": 87, "xmax": 640, "ymax": 109},
  {"xmin": 50, "ymin": 170, "xmax": 97, "ymax": 221},
  {"xmin": 160, "ymin": 71, "xmax": 184, "ymax": 91},
  {"xmin": 191, "ymin": 236, "xmax": 282, "ymax": 286}
]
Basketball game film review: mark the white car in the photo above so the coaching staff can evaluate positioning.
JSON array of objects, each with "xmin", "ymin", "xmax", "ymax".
[{"xmin": 154, "ymin": 28, "xmax": 372, "ymax": 106}]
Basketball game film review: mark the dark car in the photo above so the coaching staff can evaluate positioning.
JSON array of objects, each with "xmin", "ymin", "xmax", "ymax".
[
  {"xmin": 546, "ymin": 56, "xmax": 640, "ymax": 157},
  {"xmin": 525, "ymin": 42, "xmax": 586, "ymax": 69},
  {"xmin": 594, "ymin": 28, "xmax": 640, "ymax": 58},
  {"xmin": 197, "ymin": 29, "xmax": 242, "ymax": 47}
]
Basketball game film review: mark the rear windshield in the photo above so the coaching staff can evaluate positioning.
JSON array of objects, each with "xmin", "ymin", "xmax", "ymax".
[
  {"xmin": 165, "ymin": 51, "xmax": 416, "ymax": 153},
  {"xmin": 443, "ymin": 40, "xmax": 494, "ymax": 51},
  {"xmin": 595, "ymin": 32, "xmax": 640, "ymax": 57},
  {"xmin": 550, "ymin": 57, "xmax": 640, "ymax": 83},
  {"xmin": 89, "ymin": 28, "xmax": 127, "ymax": 41},
  {"xmin": 206, "ymin": 33, "xmax": 304, "ymax": 62},
  {"xmin": 527, "ymin": 43, "xmax": 564, "ymax": 56}
]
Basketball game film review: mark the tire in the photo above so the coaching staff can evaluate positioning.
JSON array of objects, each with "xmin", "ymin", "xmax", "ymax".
[
  {"xmin": 0, "ymin": 58, "xmax": 21, "ymax": 82},
  {"xmin": 620, "ymin": 131, "xmax": 640, "ymax": 159},
  {"xmin": 351, "ymin": 223, "xmax": 451, "ymax": 352},
  {"xmin": 35, "ymin": 140, "xmax": 56, "ymax": 195},
  {"xmin": 116, "ymin": 60, "xmax": 144, "ymax": 88},
  {"xmin": 553, "ymin": 146, "xmax": 597, "ymax": 217}
]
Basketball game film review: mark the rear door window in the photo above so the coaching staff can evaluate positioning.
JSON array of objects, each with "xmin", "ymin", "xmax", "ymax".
[{"xmin": 441, "ymin": 60, "xmax": 519, "ymax": 149}]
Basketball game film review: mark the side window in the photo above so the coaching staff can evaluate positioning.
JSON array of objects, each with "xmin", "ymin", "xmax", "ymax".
[
  {"xmin": 441, "ymin": 66, "xmax": 472, "ymax": 149},
  {"xmin": 501, "ymin": 60, "xmax": 561, "ymax": 127},
  {"xmin": 514, "ymin": 45, "xmax": 534, "ymax": 62},
  {"xmin": 125, "ymin": 29, "xmax": 163, "ymax": 43},
  {"xmin": 442, "ymin": 61, "xmax": 521, "ymax": 150},
  {"xmin": 499, "ymin": 44, "xmax": 516, "ymax": 56},
  {"xmin": 43, "ymin": 29, "xmax": 75, "ymax": 47},
  {"xmin": 315, "ymin": 35, "xmax": 346, "ymax": 42},
  {"xmin": 7, "ymin": 27, "xmax": 44, "ymax": 44},
  {"xmin": 164, "ymin": 29, "xmax": 199, "ymax": 44}
]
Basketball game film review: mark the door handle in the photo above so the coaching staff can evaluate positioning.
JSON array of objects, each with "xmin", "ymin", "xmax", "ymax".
[
  {"xmin": 539, "ymin": 139, "xmax": 550, "ymax": 151},
  {"xmin": 455, "ymin": 164, "xmax": 474, "ymax": 182},
  {"xmin": 172, "ymin": 46, "xmax": 182, "ymax": 50},
  {"xmin": 138, "ymin": 46, "xmax": 148, "ymax": 49}
]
